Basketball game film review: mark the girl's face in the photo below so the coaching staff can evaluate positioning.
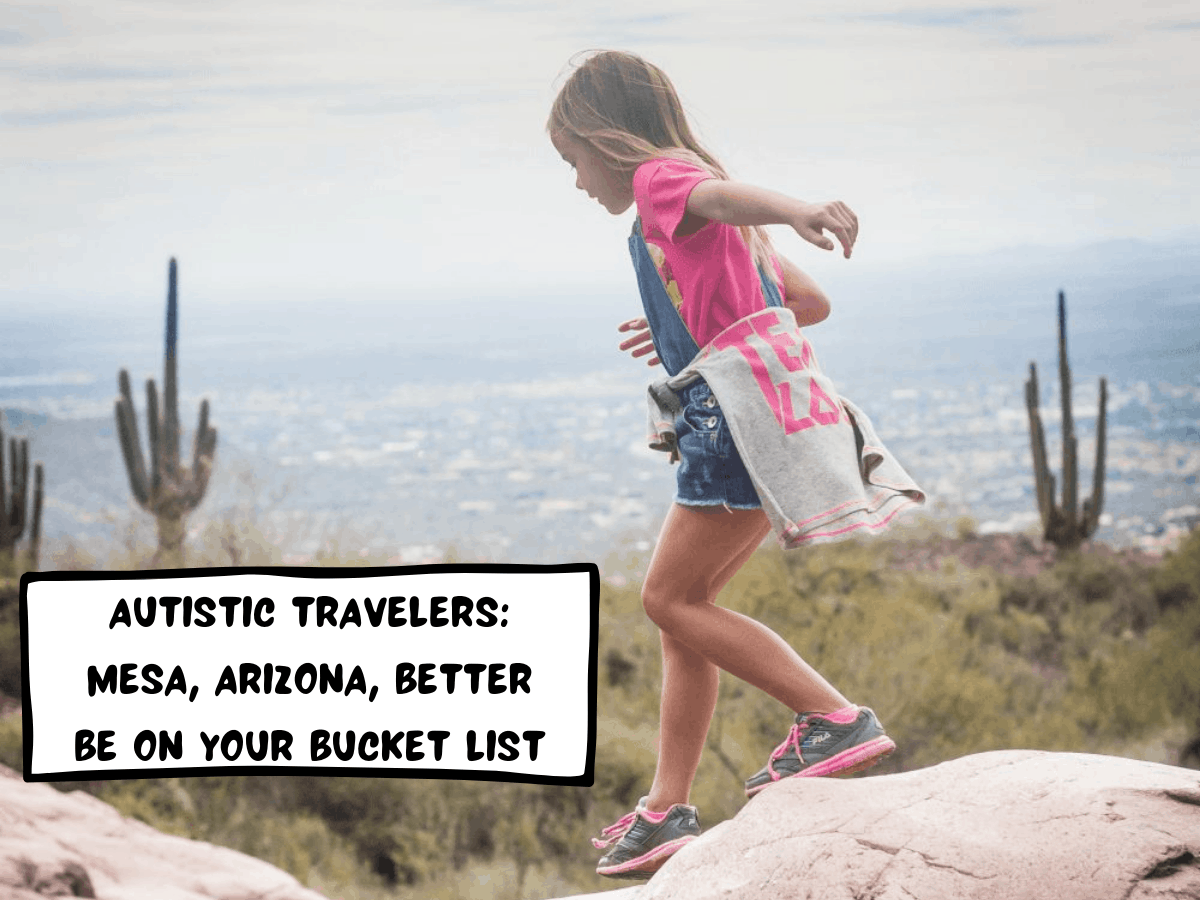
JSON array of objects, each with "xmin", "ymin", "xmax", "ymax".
[{"xmin": 551, "ymin": 131, "xmax": 634, "ymax": 215}]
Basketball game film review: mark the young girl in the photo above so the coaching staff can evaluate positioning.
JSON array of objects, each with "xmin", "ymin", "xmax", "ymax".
[{"xmin": 547, "ymin": 50, "xmax": 924, "ymax": 880}]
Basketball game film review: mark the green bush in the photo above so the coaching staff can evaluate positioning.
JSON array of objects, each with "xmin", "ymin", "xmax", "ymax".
[
  {"xmin": 0, "ymin": 715, "xmax": 21, "ymax": 772},
  {"xmin": 0, "ymin": 618, "xmax": 20, "ymax": 700},
  {"xmin": 1153, "ymin": 527, "xmax": 1200, "ymax": 611},
  {"xmin": 10, "ymin": 514, "xmax": 1200, "ymax": 898}
]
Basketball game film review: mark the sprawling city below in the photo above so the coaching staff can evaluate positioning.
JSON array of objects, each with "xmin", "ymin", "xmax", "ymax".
[{"xmin": 9, "ymin": 360, "xmax": 1197, "ymax": 569}]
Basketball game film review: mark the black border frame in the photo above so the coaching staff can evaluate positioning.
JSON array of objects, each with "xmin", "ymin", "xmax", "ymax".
[{"xmin": 20, "ymin": 563, "xmax": 599, "ymax": 786}]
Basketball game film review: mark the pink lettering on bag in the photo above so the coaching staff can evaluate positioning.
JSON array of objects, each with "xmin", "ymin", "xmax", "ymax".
[
  {"xmin": 809, "ymin": 380, "xmax": 841, "ymax": 426},
  {"xmin": 750, "ymin": 313, "xmax": 814, "ymax": 372},
  {"xmin": 712, "ymin": 310, "xmax": 840, "ymax": 435},
  {"xmin": 712, "ymin": 319, "xmax": 784, "ymax": 422},
  {"xmin": 776, "ymin": 381, "xmax": 815, "ymax": 432}
]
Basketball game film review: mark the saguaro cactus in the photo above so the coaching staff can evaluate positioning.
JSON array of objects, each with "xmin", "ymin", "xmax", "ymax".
[
  {"xmin": 114, "ymin": 258, "xmax": 217, "ymax": 568},
  {"xmin": 0, "ymin": 422, "xmax": 44, "ymax": 572},
  {"xmin": 1025, "ymin": 290, "xmax": 1108, "ymax": 551}
]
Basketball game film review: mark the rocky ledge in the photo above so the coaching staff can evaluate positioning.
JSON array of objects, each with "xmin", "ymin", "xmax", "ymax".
[
  {"xmin": 0, "ymin": 763, "xmax": 327, "ymax": 900},
  {"xmin": 3, "ymin": 750, "xmax": 1198, "ymax": 899},
  {"xmin": 571, "ymin": 750, "xmax": 1200, "ymax": 900}
]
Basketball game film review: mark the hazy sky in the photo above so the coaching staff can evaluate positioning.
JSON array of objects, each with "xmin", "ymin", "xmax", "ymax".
[{"xmin": 3, "ymin": 0, "xmax": 1198, "ymax": 311}]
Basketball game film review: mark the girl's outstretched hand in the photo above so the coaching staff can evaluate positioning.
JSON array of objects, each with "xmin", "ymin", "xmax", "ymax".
[
  {"xmin": 617, "ymin": 317, "xmax": 661, "ymax": 366},
  {"xmin": 792, "ymin": 200, "xmax": 858, "ymax": 259}
]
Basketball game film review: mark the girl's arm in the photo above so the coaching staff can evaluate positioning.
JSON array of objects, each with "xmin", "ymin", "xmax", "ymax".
[
  {"xmin": 778, "ymin": 255, "xmax": 831, "ymax": 326},
  {"xmin": 685, "ymin": 180, "xmax": 858, "ymax": 259}
]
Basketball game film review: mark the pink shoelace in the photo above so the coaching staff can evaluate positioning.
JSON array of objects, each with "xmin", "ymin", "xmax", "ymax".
[
  {"xmin": 767, "ymin": 714, "xmax": 816, "ymax": 778},
  {"xmin": 591, "ymin": 809, "xmax": 639, "ymax": 850}
]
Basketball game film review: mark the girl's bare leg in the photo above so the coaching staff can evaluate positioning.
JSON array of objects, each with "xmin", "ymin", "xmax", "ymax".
[
  {"xmin": 646, "ymin": 508, "xmax": 768, "ymax": 812},
  {"xmin": 643, "ymin": 503, "xmax": 849, "ymax": 812}
]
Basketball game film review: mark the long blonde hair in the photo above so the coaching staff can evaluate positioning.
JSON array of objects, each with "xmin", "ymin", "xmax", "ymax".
[{"xmin": 547, "ymin": 50, "xmax": 781, "ymax": 290}]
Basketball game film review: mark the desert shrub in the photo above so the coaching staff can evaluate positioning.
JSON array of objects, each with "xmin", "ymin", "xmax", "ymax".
[
  {"xmin": 0, "ymin": 582, "xmax": 20, "ymax": 700},
  {"xmin": 193, "ymin": 518, "xmax": 285, "ymax": 567},
  {"xmin": 1058, "ymin": 550, "xmax": 1158, "ymax": 634},
  {"xmin": 1153, "ymin": 526, "xmax": 1200, "ymax": 611},
  {"xmin": 1140, "ymin": 599, "xmax": 1200, "ymax": 722},
  {"xmin": 12, "ymin": 517, "xmax": 1200, "ymax": 898},
  {"xmin": 591, "ymin": 719, "xmax": 655, "ymax": 808},
  {"xmin": 95, "ymin": 775, "xmax": 376, "ymax": 890},
  {"xmin": 999, "ymin": 572, "xmax": 1068, "ymax": 636},
  {"xmin": 709, "ymin": 536, "xmax": 1186, "ymax": 770},
  {"xmin": 0, "ymin": 715, "xmax": 21, "ymax": 771},
  {"xmin": 0, "ymin": 618, "xmax": 20, "ymax": 700}
]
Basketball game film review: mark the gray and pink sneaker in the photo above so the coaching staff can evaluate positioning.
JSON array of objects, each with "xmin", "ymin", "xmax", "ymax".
[
  {"xmin": 745, "ymin": 705, "xmax": 895, "ymax": 797},
  {"xmin": 592, "ymin": 797, "xmax": 701, "ymax": 879}
]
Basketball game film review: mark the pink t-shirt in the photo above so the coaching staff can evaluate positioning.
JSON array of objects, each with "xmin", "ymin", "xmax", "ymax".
[{"xmin": 633, "ymin": 157, "xmax": 785, "ymax": 349}]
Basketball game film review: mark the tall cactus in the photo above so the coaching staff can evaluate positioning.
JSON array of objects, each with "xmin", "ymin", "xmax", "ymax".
[
  {"xmin": 114, "ymin": 258, "xmax": 217, "ymax": 568},
  {"xmin": 0, "ymin": 421, "xmax": 44, "ymax": 572},
  {"xmin": 1025, "ymin": 290, "xmax": 1108, "ymax": 551}
]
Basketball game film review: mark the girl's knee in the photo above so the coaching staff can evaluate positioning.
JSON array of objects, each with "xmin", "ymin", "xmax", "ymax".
[
  {"xmin": 641, "ymin": 579, "xmax": 706, "ymax": 630},
  {"xmin": 641, "ymin": 582, "xmax": 669, "ymax": 628}
]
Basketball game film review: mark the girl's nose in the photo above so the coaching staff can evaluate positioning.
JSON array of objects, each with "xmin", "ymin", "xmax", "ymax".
[{"xmin": 575, "ymin": 173, "xmax": 584, "ymax": 191}]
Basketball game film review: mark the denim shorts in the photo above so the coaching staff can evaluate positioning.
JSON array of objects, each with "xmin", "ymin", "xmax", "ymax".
[{"xmin": 672, "ymin": 379, "xmax": 762, "ymax": 510}]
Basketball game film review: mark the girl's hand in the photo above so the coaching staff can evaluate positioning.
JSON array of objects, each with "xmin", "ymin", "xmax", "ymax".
[
  {"xmin": 791, "ymin": 200, "xmax": 858, "ymax": 259},
  {"xmin": 617, "ymin": 317, "xmax": 661, "ymax": 366}
]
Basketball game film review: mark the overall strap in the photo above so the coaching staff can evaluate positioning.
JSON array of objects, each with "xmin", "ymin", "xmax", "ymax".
[
  {"xmin": 758, "ymin": 260, "xmax": 784, "ymax": 309},
  {"xmin": 628, "ymin": 219, "xmax": 699, "ymax": 376}
]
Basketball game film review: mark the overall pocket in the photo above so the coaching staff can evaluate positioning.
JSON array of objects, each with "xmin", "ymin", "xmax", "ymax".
[{"xmin": 676, "ymin": 382, "xmax": 731, "ymax": 460}]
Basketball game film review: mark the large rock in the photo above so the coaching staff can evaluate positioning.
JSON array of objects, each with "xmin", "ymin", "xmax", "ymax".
[
  {"xmin": 602, "ymin": 750, "xmax": 1200, "ymax": 900},
  {"xmin": 5, "ymin": 751, "xmax": 1198, "ymax": 900},
  {"xmin": 0, "ymin": 764, "xmax": 328, "ymax": 900}
]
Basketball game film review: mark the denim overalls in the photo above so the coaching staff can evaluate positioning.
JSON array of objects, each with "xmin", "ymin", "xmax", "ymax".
[{"xmin": 629, "ymin": 219, "xmax": 783, "ymax": 509}]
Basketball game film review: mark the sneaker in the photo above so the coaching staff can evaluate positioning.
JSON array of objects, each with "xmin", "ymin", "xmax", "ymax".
[
  {"xmin": 592, "ymin": 797, "xmax": 701, "ymax": 879},
  {"xmin": 744, "ymin": 705, "xmax": 895, "ymax": 797}
]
